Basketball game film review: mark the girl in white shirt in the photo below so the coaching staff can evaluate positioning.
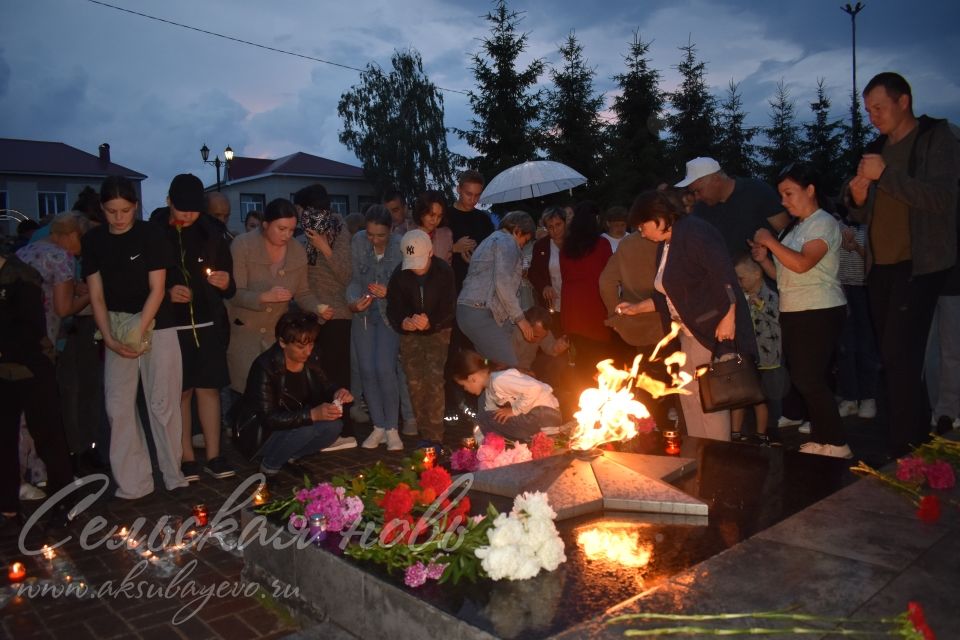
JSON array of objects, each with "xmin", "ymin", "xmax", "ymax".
[{"xmin": 451, "ymin": 349, "xmax": 561, "ymax": 440}]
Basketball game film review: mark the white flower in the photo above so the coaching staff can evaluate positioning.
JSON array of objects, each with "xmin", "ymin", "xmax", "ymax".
[
  {"xmin": 509, "ymin": 554, "xmax": 542, "ymax": 581},
  {"xmin": 478, "ymin": 546, "xmax": 523, "ymax": 580},
  {"xmin": 535, "ymin": 536, "xmax": 566, "ymax": 571},
  {"xmin": 488, "ymin": 516, "xmax": 525, "ymax": 548},
  {"xmin": 523, "ymin": 516, "xmax": 558, "ymax": 547},
  {"xmin": 513, "ymin": 491, "xmax": 556, "ymax": 521}
]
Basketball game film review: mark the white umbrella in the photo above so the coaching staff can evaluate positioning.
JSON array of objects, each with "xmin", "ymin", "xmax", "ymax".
[{"xmin": 479, "ymin": 160, "xmax": 587, "ymax": 205}]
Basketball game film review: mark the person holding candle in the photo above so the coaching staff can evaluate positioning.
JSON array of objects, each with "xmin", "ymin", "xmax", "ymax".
[
  {"xmin": 82, "ymin": 176, "xmax": 188, "ymax": 498},
  {"xmin": 236, "ymin": 309, "xmax": 354, "ymax": 476},
  {"xmin": 150, "ymin": 174, "xmax": 237, "ymax": 481},
  {"xmin": 528, "ymin": 206, "xmax": 567, "ymax": 313}
]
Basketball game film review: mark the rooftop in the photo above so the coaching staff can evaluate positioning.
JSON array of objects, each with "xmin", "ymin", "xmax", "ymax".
[{"xmin": 0, "ymin": 138, "xmax": 146, "ymax": 179}]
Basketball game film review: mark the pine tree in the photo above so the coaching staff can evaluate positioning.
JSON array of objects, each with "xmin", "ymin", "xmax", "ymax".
[
  {"xmin": 603, "ymin": 30, "xmax": 666, "ymax": 203},
  {"xmin": 802, "ymin": 79, "xmax": 845, "ymax": 195},
  {"xmin": 455, "ymin": 0, "xmax": 544, "ymax": 182},
  {"xmin": 666, "ymin": 39, "xmax": 718, "ymax": 174},
  {"xmin": 338, "ymin": 49, "xmax": 455, "ymax": 197},
  {"xmin": 759, "ymin": 80, "xmax": 801, "ymax": 183},
  {"xmin": 716, "ymin": 80, "xmax": 759, "ymax": 178},
  {"xmin": 542, "ymin": 31, "xmax": 606, "ymax": 187},
  {"xmin": 842, "ymin": 88, "xmax": 867, "ymax": 174}
]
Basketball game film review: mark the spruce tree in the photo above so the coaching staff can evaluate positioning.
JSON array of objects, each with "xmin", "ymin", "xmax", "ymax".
[
  {"xmin": 716, "ymin": 80, "xmax": 759, "ymax": 178},
  {"xmin": 542, "ymin": 31, "xmax": 606, "ymax": 188},
  {"xmin": 455, "ymin": 0, "xmax": 544, "ymax": 182},
  {"xmin": 842, "ymin": 88, "xmax": 867, "ymax": 174},
  {"xmin": 603, "ymin": 30, "xmax": 666, "ymax": 203},
  {"xmin": 802, "ymin": 79, "xmax": 845, "ymax": 195},
  {"xmin": 666, "ymin": 39, "xmax": 718, "ymax": 174},
  {"xmin": 338, "ymin": 49, "xmax": 456, "ymax": 197},
  {"xmin": 759, "ymin": 80, "xmax": 801, "ymax": 183}
]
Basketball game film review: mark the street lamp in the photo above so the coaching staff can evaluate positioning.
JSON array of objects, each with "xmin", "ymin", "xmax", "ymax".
[
  {"xmin": 200, "ymin": 144, "xmax": 234, "ymax": 192},
  {"xmin": 841, "ymin": 3, "xmax": 865, "ymax": 142}
]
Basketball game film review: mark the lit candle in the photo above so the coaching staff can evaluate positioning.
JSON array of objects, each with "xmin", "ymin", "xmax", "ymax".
[
  {"xmin": 461, "ymin": 437, "xmax": 477, "ymax": 450},
  {"xmin": 41, "ymin": 545, "xmax": 56, "ymax": 561},
  {"xmin": 192, "ymin": 504, "xmax": 209, "ymax": 527},
  {"xmin": 8, "ymin": 562, "xmax": 26, "ymax": 582},
  {"xmin": 308, "ymin": 514, "xmax": 327, "ymax": 544},
  {"xmin": 252, "ymin": 484, "xmax": 269, "ymax": 506},
  {"xmin": 663, "ymin": 430, "xmax": 681, "ymax": 456},
  {"xmin": 205, "ymin": 268, "xmax": 213, "ymax": 277},
  {"xmin": 422, "ymin": 449, "xmax": 436, "ymax": 470}
]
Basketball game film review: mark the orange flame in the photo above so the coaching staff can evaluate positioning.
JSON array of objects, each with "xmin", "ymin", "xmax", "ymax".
[
  {"xmin": 577, "ymin": 526, "xmax": 653, "ymax": 568},
  {"xmin": 569, "ymin": 322, "xmax": 692, "ymax": 451}
]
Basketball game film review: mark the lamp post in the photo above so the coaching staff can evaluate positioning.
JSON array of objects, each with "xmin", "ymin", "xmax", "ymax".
[
  {"xmin": 841, "ymin": 3, "xmax": 865, "ymax": 142},
  {"xmin": 200, "ymin": 144, "xmax": 234, "ymax": 191}
]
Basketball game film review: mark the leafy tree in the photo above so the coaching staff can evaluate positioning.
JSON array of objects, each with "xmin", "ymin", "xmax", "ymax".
[
  {"xmin": 542, "ymin": 31, "xmax": 606, "ymax": 187},
  {"xmin": 666, "ymin": 39, "xmax": 718, "ymax": 174},
  {"xmin": 603, "ymin": 30, "xmax": 666, "ymax": 203},
  {"xmin": 759, "ymin": 80, "xmax": 801, "ymax": 183},
  {"xmin": 802, "ymin": 79, "xmax": 845, "ymax": 195},
  {"xmin": 455, "ymin": 0, "xmax": 544, "ymax": 182},
  {"xmin": 716, "ymin": 80, "xmax": 759, "ymax": 178},
  {"xmin": 338, "ymin": 49, "xmax": 455, "ymax": 197}
]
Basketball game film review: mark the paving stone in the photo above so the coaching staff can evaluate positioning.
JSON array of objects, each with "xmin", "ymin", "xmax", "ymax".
[{"xmin": 206, "ymin": 614, "xmax": 259, "ymax": 639}]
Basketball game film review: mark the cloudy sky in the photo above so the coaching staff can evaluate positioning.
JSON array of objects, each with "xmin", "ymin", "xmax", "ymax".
[{"xmin": 2, "ymin": 0, "xmax": 958, "ymax": 209}]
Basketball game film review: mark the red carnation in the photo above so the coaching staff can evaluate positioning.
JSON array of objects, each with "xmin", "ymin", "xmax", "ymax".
[
  {"xmin": 380, "ymin": 483, "xmax": 416, "ymax": 522},
  {"xmin": 916, "ymin": 495, "xmax": 941, "ymax": 524},
  {"xmin": 530, "ymin": 432, "xmax": 554, "ymax": 459},
  {"xmin": 419, "ymin": 466, "xmax": 452, "ymax": 497},
  {"xmin": 907, "ymin": 601, "xmax": 936, "ymax": 640},
  {"xmin": 445, "ymin": 497, "xmax": 471, "ymax": 531}
]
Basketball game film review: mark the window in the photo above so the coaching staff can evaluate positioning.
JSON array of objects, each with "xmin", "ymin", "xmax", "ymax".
[
  {"xmin": 240, "ymin": 193, "xmax": 266, "ymax": 215},
  {"xmin": 328, "ymin": 195, "xmax": 349, "ymax": 215},
  {"xmin": 37, "ymin": 192, "xmax": 66, "ymax": 216}
]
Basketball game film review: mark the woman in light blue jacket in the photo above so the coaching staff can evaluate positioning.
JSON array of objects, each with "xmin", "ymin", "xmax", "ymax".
[
  {"xmin": 348, "ymin": 206, "xmax": 404, "ymax": 451},
  {"xmin": 456, "ymin": 211, "xmax": 536, "ymax": 367}
]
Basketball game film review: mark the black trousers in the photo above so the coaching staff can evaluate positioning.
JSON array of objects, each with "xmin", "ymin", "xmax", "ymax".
[
  {"xmin": 868, "ymin": 262, "xmax": 947, "ymax": 454},
  {"xmin": 780, "ymin": 306, "xmax": 847, "ymax": 446},
  {"xmin": 0, "ymin": 357, "xmax": 74, "ymax": 513}
]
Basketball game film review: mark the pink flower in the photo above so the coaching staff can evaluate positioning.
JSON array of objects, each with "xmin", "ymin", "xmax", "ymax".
[
  {"xmin": 924, "ymin": 461, "xmax": 956, "ymax": 490},
  {"xmin": 484, "ymin": 432, "xmax": 506, "ymax": 453},
  {"xmin": 425, "ymin": 562, "xmax": 446, "ymax": 580},
  {"xmin": 450, "ymin": 448, "xmax": 478, "ymax": 472},
  {"xmin": 896, "ymin": 456, "xmax": 927, "ymax": 483},
  {"xmin": 289, "ymin": 514, "xmax": 307, "ymax": 530},
  {"xmin": 404, "ymin": 562, "xmax": 428, "ymax": 588},
  {"xmin": 476, "ymin": 444, "xmax": 501, "ymax": 470}
]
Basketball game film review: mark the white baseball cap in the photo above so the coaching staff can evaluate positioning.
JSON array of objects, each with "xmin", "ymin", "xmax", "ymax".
[
  {"xmin": 675, "ymin": 157, "xmax": 722, "ymax": 188},
  {"xmin": 401, "ymin": 229, "xmax": 432, "ymax": 270}
]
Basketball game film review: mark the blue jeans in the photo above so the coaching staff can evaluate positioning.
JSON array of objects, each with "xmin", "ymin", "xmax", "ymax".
[
  {"xmin": 477, "ymin": 403, "xmax": 563, "ymax": 441},
  {"xmin": 836, "ymin": 285, "xmax": 880, "ymax": 400},
  {"xmin": 456, "ymin": 304, "xmax": 518, "ymax": 367},
  {"xmin": 260, "ymin": 420, "xmax": 342, "ymax": 472},
  {"xmin": 352, "ymin": 313, "xmax": 400, "ymax": 430}
]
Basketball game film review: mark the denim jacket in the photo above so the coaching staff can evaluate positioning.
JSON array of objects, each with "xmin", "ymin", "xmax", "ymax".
[
  {"xmin": 347, "ymin": 231, "xmax": 402, "ymax": 325},
  {"xmin": 457, "ymin": 230, "xmax": 525, "ymax": 326}
]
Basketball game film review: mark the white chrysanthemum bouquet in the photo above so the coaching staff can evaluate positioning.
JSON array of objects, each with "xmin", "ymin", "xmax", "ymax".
[{"xmin": 475, "ymin": 491, "xmax": 566, "ymax": 581}]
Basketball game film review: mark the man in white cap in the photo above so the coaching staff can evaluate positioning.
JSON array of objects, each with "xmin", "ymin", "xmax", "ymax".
[
  {"xmin": 676, "ymin": 157, "xmax": 789, "ymax": 257},
  {"xmin": 385, "ymin": 229, "xmax": 456, "ymax": 445}
]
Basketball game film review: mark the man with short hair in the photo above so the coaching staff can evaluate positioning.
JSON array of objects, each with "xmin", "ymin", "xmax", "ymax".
[
  {"xmin": 382, "ymin": 190, "xmax": 414, "ymax": 237},
  {"xmin": 846, "ymin": 71, "xmax": 960, "ymax": 455},
  {"xmin": 447, "ymin": 170, "xmax": 495, "ymax": 291},
  {"xmin": 676, "ymin": 157, "xmax": 789, "ymax": 258}
]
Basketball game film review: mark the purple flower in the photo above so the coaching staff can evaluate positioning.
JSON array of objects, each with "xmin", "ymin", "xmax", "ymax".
[
  {"xmin": 404, "ymin": 562, "xmax": 428, "ymax": 588},
  {"xmin": 425, "ymin": 562, "xmax": 446, "ymax": 580},
  {"xmin": 451, "ymin": 448, "xmax": 478, "ymax": 472},
  {"xmin": 896, "ymin": 456, "xmax": 927, "ymax": 484}
]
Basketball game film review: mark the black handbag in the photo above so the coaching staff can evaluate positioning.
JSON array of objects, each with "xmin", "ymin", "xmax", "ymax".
[{"xmin": 697, "ymin": 340, "xmax": 765, "ymax": 412}]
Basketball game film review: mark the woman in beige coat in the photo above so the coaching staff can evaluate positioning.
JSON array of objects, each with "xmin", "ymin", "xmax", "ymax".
[{"xmin": 228, "ymin": 198, "xmax": 331, "ymax": 392}]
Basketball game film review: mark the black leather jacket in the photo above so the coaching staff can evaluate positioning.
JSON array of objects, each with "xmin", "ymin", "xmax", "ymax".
[{"xmin": 237, "ymin": 343, "xmax": 338, "ymax": 432}]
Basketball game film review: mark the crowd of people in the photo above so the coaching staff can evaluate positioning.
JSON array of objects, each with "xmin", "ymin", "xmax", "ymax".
[{"xmin": 1, "ymin": 71, "xmax": 958, "ymax": 526}]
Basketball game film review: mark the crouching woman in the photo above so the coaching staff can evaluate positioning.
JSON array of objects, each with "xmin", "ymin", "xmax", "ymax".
[{"xmin": 237, "ymin": 309, "xmax": 355, "ymax": 476}]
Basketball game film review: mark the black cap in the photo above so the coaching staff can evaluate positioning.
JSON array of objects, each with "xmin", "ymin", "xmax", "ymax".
[{"xmin": 169, "ymin": 174, "xmax": 205, "ymax": 213}]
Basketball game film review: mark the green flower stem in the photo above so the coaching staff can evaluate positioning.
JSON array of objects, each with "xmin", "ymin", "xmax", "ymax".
[
  {"xmin": 622, "ymin": 626, "xmax": 884, "ymax": 637},
  {"xmin": 611, "ymin": 611, "xmax": 862, "ymax": 624},
  {"xmin": 175, "ymin": 226, "xmax": 200, "ymax": 347}
]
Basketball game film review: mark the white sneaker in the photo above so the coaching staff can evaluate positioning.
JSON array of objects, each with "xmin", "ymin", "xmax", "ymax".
[
  {"xmin": 797, "ymin": 422, "xmax": 811, "ymax": 434},
  {"xmin": 838, "ymin": 400, "xmax": 859, "ymax": 417},
  {"xmin": 820, "ymin": 444, "xmax": 853, "ymax": 459},
  {"xmin": 857, "ymin": 399, "xmax": 877, "ymax": 419},
  {"xmin": 777, "ymin": 416, "xmax": 805, "ymax": 428},
  {"xmin": 402, "ymin": 419, "xmax": 419, "ymax": 436},
  {"xmin": 19, "ymin": 482, "xmax": 46, "ymax": 501},
  {"xmin": 386, "ymin": 430, "xmax": 403, "ymax": 451},
  {"xmin": 321, "ymin": 436, "xmax": 358, "ymax": 452},
  {"xmin": 799, "ymin": 442, "xmax": 825, "ymax": 455},
  {"xmin": 362, "ymin": 427, "xmax": 386, "ymax": 449}
]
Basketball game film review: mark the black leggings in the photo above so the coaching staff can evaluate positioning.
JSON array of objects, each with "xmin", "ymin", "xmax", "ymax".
[{"xmin": 780, "ymin": 306, "xmax": 846, "ymax": 446}]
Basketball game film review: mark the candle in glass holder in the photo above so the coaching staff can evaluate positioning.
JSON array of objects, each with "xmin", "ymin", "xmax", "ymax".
[
  {"xmin": 663, "ymin": 430, "xmax": 681, "ymax": 456},
  {"xmin": 422, "ymin": 448, "xmax": 436, "ymax": 470},
  {"xmin": 8, "ymin": 562, "xmax": 26, "ymax": 582},
  {"xmin": 192, "ymin": 504, "xmax": 209, "ymax": 527},
  {"xmin": 308, "ymin": 514, "xmax": 327, "ymax": 544},
  {"xmin": 252, "ymin": 484, "xmax": 270, "ymax": 506},
  {"xmin": 461, "ymin": 436, "xmax": 477, "ymax": 450}
]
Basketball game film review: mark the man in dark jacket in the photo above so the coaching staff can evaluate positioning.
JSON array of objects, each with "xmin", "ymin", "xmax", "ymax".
[
  {"xmin": 238, "ymin": 310, "xmax": 355, "ymax": 476},
  {"xmin": 386, "ymin": 229, "xmax": 456, "ymax": 444},
  {"xmin": 846, "ymin": 72, "xmax": 960, "ymax": 456}
]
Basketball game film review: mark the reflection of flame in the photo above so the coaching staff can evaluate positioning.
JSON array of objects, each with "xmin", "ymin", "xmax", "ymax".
[
  {"xmin": 569, "ymin": 323, "xmax": 692, "ymax": 451},
  {"xmin": 577, "ymin": 526, "xmax": 653, "ymax": 568}
]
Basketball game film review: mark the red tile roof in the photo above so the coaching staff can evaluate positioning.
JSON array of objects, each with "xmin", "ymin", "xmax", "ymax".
[
  {"xmin": 0, "ymin": 138, "xmax": 146, "ymax": 179},
  {"xmin": 227, "ymin": 152, "xmax": 364, "ymax": 182}
]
